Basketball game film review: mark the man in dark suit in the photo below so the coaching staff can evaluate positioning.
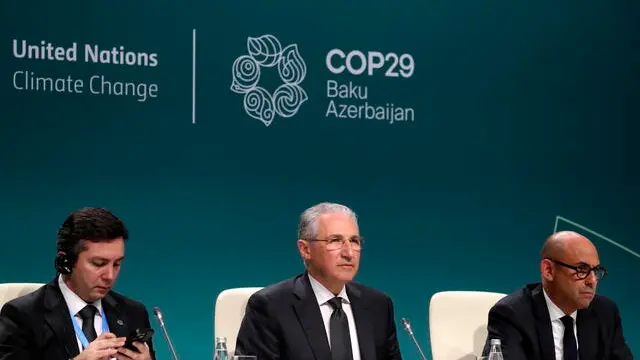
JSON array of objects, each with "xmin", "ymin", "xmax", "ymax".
[
  {"xmin": 235, "ymin": 202, "xmax": 402, "ymax": 360},
  {"xmin": 0, "ymin": 207, "xmax": 156, "ymax": 360},
  {"xmin": 482, "ymin": 231, "xmax": 634, "ymax": 360}
]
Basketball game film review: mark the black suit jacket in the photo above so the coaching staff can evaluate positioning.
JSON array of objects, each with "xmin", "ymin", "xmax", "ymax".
[
  {"xmin": 0, "ymin": 278, "xmax": 156, "ymax": 360},
  {"xmin": 482, "ymin": 283, "xmax": 633, "ymax": 360},
  {"xmin": 235, "ymin": 273, "xmax": 402, "ymax": 360}
]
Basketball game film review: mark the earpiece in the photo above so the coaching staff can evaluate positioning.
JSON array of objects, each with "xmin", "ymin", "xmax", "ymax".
[{"xmin": 54, "ymin": 252, "xmax": 73, "ymax": 275}]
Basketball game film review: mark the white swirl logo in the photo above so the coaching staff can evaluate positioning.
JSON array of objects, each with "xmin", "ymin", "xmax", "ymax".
[{"xmin": 230, "ymin": 34, "xmax": 308, "ymax": 127}]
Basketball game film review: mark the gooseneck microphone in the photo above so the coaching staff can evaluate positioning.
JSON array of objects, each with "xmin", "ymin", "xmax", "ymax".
[
  {"xmin": 400, "ymin": 318, "xmax": 428, "ymax": 360},
  {"xmin": 153, "ymin": 307, "xmax": 180, "ymax": 360}
]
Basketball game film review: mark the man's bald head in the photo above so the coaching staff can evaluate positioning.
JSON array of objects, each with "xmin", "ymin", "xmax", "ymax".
[{"xmin": 541, "ymin": 231, "xmax": 596, "ymax": 260}]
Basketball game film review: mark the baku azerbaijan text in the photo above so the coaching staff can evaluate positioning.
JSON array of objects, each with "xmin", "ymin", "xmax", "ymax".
[{"xmin": 324, "ymin": 80, "xmax": 414, "ymax": 124}]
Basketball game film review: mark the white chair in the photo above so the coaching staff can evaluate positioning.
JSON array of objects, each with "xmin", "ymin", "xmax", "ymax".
[
  {"xmin": 428, "ymin": 291, "xmax": 507, "ymax": 360},
  {"xmin": 0, "ymin": 283, "xmax": 45, "ymax": 309},
  {"xmin": 214, "ymin": 287, "xmax": 263, "ymax": 355}
]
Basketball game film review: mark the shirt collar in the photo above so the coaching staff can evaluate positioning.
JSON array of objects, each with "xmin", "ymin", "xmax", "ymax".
[
  {"xmin": 58, "ymin": 274, "xmax": 103, "ymax": 317},
  {"xmin": 543, "ymin": 288, "xmax": 577, "ymax": 322},
  {"xmin": 308, "ymin": 274, "xmax": 350, "ymax": 306}
]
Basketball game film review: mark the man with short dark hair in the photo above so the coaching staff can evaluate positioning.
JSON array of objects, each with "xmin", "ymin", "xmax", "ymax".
[
  {"xmin": 482, "ymin": 231, "xmax": 634, "ymax": 360},
  {"xmin": 235, "ymin": 202, "xmax": 402, "ymax": 360},
  {"xmin": 0, "ymin": 207, "xmax": 156, "ymax": 360}
]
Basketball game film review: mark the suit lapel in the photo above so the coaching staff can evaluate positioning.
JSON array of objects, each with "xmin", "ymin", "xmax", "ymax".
[
  {"xmin": 346, "ymin": 284, "xmax": 375, "ymax": 360},
  {"xmin": 577, "ymin": 308, "xmax": 598, "ymax": 360},
  {"xmin": 531, "ymin": 285, "xmax": 556, "ymax": 360},
  {"xmin": 102, "ymin": 293, "xmax": 130, "ymax": 338},
  {"xmin": 43, "ymin": 277, "xmax": 131, "ymax": 359},
  {"xmin": 43, "ymin": 279, "xmax": 80, "ymax": 358},
  {"xmin": 293, "ymin": 274, "xmax": 332, "ymax": 360}
]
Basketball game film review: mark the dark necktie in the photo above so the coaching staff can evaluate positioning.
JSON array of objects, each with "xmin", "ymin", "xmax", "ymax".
[
  {"xmin": 560, "ymin": 315, "xmax": 578, "ymax": 360},
  {"xmin": 327, "ymin": 297, "xmax": 353, "ymax": 360},
  {"xmin": 78, "ymin": 305, "xmax": 98, "ymax": 343}
]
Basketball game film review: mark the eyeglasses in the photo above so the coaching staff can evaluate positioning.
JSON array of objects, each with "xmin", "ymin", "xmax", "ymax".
[
  {"xmin": 308, "ymin": 235, "xmax": 363, "ymax": 251},
  {"xmin": 547, "ymin": 259, "xmax": 608, "ymax": 280}
]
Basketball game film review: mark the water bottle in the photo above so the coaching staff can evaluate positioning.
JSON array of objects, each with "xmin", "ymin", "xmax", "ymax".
[
  {"xmin": 214, "ymin": 336, "xmax": 229, "ymax": 360},
  {"xmin": 488, "ymin": 338, "xmax": 503, "ymax": 360}
]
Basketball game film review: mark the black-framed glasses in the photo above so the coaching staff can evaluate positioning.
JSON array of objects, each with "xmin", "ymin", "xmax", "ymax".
[
  {"xmin": 307, "ymin": 235, "xmax": 363, "ymax": 251},
  {"xmin": 547, "ymin": 258, "xmax": 608, "ymax": 280}
]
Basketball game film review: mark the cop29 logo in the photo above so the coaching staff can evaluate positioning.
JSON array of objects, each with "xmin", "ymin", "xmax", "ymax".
[{"xmin": 230, "ymin": 35, "xmax": 307, "ymax": 127}]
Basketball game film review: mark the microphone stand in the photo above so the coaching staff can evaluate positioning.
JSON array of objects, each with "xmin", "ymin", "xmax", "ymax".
[
  {"xmin": 401, "ymin": 318, "xmax": 428, "ymax": 360},
  {"xmin": 153, "ymin": 307, "xmax": 180, "ymax": 360}
]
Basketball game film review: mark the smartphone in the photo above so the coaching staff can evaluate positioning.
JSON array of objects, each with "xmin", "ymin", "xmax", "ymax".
[{"xmin": 124, "ymin": 328, "xmax": 155, "ymax": 351}]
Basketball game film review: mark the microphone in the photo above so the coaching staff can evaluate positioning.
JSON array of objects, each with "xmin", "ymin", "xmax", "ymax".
[
  {"xmin": 400, "ymin": 318, "xmax": 428, "ymax": 360},
  {"xmin": 153, "ymin": 306, "xmax": 180, "ymax": 360}
]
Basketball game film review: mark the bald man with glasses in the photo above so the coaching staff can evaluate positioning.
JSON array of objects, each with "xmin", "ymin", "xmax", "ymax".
[{"xmin": 481, "ymin": 231, "xmax": 634, "ymax": 360}]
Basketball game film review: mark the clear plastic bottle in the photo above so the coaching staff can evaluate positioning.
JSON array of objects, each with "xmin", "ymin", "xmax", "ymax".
[
  {"xmin": 214, "ymin": 336, "xmax": 229, "ymax": 360},
  {"xmin": 488, "ymin": 338, "xmax": 504, "ymax": 360}
]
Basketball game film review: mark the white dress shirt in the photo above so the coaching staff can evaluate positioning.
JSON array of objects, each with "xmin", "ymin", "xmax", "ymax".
[
  {"xmin": 58, "ymin": 275, "xmax": 106, "ymax": 351},
  {"xmin": 308, "ymin": 275, "xmax": 361, "ymax": 360},
  {"xmin": 543, "ymin": 289, "xmax": 579, "ymax": 360}
]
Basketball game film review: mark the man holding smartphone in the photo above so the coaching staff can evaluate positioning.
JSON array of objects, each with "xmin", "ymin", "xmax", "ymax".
[{"xmin": 0, "ymin": 207, "xmax": 156, "ymax": 360}]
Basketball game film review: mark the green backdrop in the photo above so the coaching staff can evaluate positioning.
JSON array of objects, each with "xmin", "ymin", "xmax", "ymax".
[{"xmin": 1, "ymin": 0, "xmax": 638, "ymax": 359}]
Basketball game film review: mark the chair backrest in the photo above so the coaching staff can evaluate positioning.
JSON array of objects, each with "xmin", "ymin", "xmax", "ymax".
[
  {"xmin": 428, "ymin": 291, "xmax": 506, "ymax": 360},
  {"xmin": 214, "ymin": 287, "xmax": 263, "ymax": 355},
  {"xmin": 0, "ymin": 283, "xmax": 45, "ymax": 309}
]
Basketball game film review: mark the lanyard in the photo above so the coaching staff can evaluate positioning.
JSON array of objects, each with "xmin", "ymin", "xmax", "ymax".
[{"xmin": 69, "ymin": 306, "xmax": 111, "ymax": 350}]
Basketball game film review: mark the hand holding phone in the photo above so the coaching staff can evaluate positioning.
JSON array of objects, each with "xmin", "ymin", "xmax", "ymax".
[{"xmin": 123, "ymin": 328, "xmax": 154, "ymax": 352}]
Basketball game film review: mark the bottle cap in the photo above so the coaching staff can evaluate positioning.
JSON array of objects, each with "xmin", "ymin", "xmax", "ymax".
[{"xmin": 491, "ymin": 338, "xmax": 501, "ymax": 345}]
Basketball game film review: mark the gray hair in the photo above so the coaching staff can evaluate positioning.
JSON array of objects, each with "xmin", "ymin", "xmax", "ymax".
[{"xmin": 297, "ymin": 202, "xmax": 358, "ymax": 240}]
